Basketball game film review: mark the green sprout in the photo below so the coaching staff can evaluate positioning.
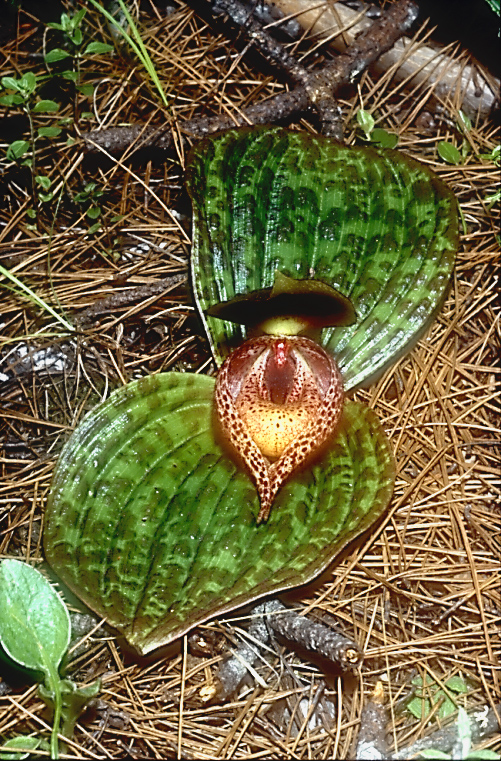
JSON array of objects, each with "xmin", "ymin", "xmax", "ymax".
[
  {"xmin": 0, "ymin": 264, "xmax": 74, "ymax": 332},
  {"xmin": 87, "ymin": 0, "xmax": 169, "ymax": 108},
  {"xmin": 406, "ymin": 674, "xmax": 469, "ymax": 722},
  {"xmin": 418, "ymin": 707, "xmax": 499, "ymax": 760},
  {"xmin": 356, "ymin": 109, "xmax": 399, "ymax": 148},
  {"xmin": 0, "ymin": 560, "xmax": 100, "ymax": 759}
]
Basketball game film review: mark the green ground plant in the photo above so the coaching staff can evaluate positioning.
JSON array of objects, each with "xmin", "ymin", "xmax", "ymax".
[
  {"xmin": 406, "ymin": 674, "xmax": 469, "ymax": 722},
  {"xmin": 87, "ymin": 0, "xmax": 169, "ymax": 108},
  {"xmin": 418, "ymin": 707, "xmax": 499, "ymax": 760},
  {"xmin": 0, "ymin": 7, "xmax": 112, "ymax": 223},
  {"xmin": 0, "ymin": 560, "xmax": 100, "ymax": 760},
  {"xmin": 356, "ymin": 108, "xmax": 399, "ymax": 148}
]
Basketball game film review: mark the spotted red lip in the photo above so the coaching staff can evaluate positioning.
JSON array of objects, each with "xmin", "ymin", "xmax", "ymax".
[{"xmin": 215, "ymin": 334, "xmax": 344, "ymax": 522}]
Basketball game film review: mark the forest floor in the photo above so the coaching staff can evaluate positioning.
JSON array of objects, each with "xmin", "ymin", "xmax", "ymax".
[{"xmin": 0, "ymin": 1, "xmax": 499, "ymax": 758}]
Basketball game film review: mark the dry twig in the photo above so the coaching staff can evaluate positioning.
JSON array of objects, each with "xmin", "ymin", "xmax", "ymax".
[
  {"xmin": 83, "ymin": 0, "xmax": 418, "ymax": 151},
  {"xmin": 215, "ymin": 601, "xmax": 361, "ymax": 698}
]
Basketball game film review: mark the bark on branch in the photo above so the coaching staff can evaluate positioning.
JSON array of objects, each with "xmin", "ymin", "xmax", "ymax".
[
  {"xmin": 82, "ymin": 0, "xmax": 418, "ymax": 155},
  {"xmin": 209, "ymin": 600, "xmax": 361, "ymax": 700},
  {"xmin": 273, "ymin": 0, "xmax": 499, "ymax": 121}
]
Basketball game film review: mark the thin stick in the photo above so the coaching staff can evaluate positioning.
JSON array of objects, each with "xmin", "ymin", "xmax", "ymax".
[{"xmin": 83, "ymin": 0, "xmax": 418, "ymax": 153}]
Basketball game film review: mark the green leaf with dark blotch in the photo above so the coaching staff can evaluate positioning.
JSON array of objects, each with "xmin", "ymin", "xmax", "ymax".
[
  {"xmin": 0, "ymin": 560, "xmax": 70, "ymax": 679},
  {"xmin": 186, "ymin": 127, "xmax": 459, "ymax": 389},
  {"xmin": 44, "ymin": 372, "xmax": 394, "ymax": 654}
]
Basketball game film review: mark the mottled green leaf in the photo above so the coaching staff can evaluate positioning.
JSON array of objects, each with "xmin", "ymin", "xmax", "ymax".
[
  {"xmin": 483, "ymin": 0, "xmax": 500, "ymax": 19},
  {"xmin": 186, "ymin": 127, "xmax": 458, "ymax": 389},
  {"xmin": 44, "ymin": 373, "xmax": 394, "ymax": 654}
]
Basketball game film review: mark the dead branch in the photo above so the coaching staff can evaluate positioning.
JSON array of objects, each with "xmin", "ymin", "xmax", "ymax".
[
  {"xmin": 213, "ymin": 600, "xmax": 361, "ymax": 699},
  {"xmin": 211, "ymin": 0, "xmax": 311, "ymax": 86},
  {"xmin": 82, "ymin": 0, "xmax": 418, "ymax": 154},
  {"xmin": 76, "ymin": 273, "xmax": 186, "ymax": 327},
  {"xmin": 273, "ymin": 0, "xmax": 499, "ymax": 121}
]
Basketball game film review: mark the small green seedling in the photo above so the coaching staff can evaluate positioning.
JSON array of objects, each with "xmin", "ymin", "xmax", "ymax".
[
  {"xmin": 479, "ymin": 145, "xmax": 500, "ymax": 166},
  {"xmin": 0, "ymin": 7, "xmax": 114, "ymax": 223},
  {"xmin": 406, "ymin": 674, "xmax": 469, "ymax": 722},
  {"xmin": 484, "ymin": 188, "xmax": 500, "ymax": 208},
  {"xmin": 45, "ymin": 8, "xmax": 113, "ymax": 96},
  {"xmin": 0, "ymin": 736, "xmax": 42, "ymax": 760},
  {"xmin": 356, "ymin": 109, "xmax": 399, "ymax": 148},
  {"xmin": 88, "ymin": 0, "xmax": 169, "ymax": 108},
  {"xmin": 437, "ymin": 111, "xmax": 475, "ymax": 165},
  {"xmin": 437, "ymin": 141, "xmax": 463, "ymax": 165},
  {"xmin": 418, "ymin": 707, "xmax": 500, "ymax": 760},
  {"xmin": 0, "ymin": 560, "xmax": 100, "ymax": 760},
  {"xmin": 73, "ymin": 181, "xmax": 104, "ymax": 233},
  {"xmin": 0, "ymin": 72, "xmax": 60, "ymax": 169},
  {"xmin": 477, "ymin": 145, "xmax": 500, "ymax": 208}
]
